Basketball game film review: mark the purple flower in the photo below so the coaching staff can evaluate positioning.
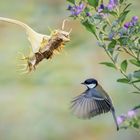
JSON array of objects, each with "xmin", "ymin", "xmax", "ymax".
[
  {"xmin": 119, "ymin": 28, "xmax": 127, "ymax": 37},
  {"xmin": 117, "ymin": 115, "xmax": 127, "ymax": 125},
  {"xmin": 109, "ymin": 32, "xmax": 115, "ymax": 40},
  {"xmin": 107, "ymin": 4, "xmax": 114, "ymax": 10},
  {"xmin": 124, "ymin": 16, "xmax": 139, "ymax": 29},
  {"xmin": 98, "ymin": 13, "xmax": 108, "ymax": 19},
  {"xmin": 124, "ymin": 22, "xmax": 133, "ymax": 29},
  {"xmin": 107, "ymin": 0, "xmax": 118, "ymax": 10},
  {"xmin": 98, "ymin": 4, "xmax": 105, "ymax": 12},
  {"xmin": 109, "ymin": 0, "xmax": 118, "ymax": 5},
  {"xmin": 97, "ymin": 4, "xmax": 108, "ymax": 19},
  {"xmin": 131, "ymin": 16, "xmax": 139, "ymax": 25},
  {"xmin": 127, "ymin": 109, "xmax": 137, "ymax": 118},
  {"xmin": 132, "ymin": 16, "xmax": 138, "ymax": 22},
  {"xmin": 67, "ymin": 5, "xmax": 73, "ymax": 10},
  {"xmin": 68, "ymin": 3, "xmax": 85, "ymax": 16},
  {"xmin": 86, "ymin": 12, "xmax": 92, "ymax": 17}
]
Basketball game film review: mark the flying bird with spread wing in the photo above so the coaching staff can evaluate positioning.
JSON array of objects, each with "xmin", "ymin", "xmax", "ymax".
[{"xmin": 71, "ymin": 78, "xmax": 119, "ymax": 131}]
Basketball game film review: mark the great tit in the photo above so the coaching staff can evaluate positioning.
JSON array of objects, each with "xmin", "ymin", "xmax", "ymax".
[{"xmin": 71, "ymin": 78, "xmax": 119, "ymax": 131}]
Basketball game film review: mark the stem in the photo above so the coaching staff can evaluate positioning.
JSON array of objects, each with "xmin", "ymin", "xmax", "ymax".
[
  {"xmin": 123, "ymin": 47, "xmax": 138, "ymax": 59},
  {"xmin": 129, "ymin": 48, "xmax": 137, "ymax": 58},
  {"xmin": 137, "ymin": 49, "xmax": 140, "ymax": 60},
  {"xmin": 0, "ymin": 17, "xmax": 36, "ymax": 34},
  {"xmin": 0, "ymin": 17, "xmax": 48, "ymax": 53},
  {"xmin": 106, "ymin": 17, "xmax": 112, "ymax": 27},
  {"xmin": 99, "ymin": 29, "xmax": 108, "ymax": 36},
  {"xmin": 116, "ymin": 6, "xmax": 120, "ymax": 18},
  {"xmin": 120, "ymin": 69, "xmax": 140, "ymax": 91},
  {"xmin": 104, "ymin": 47, "xmax": 140, "ymax": 92},
  {"xmin": 0, "ymin": 17, "xmax": 47, "ymax": 40}
]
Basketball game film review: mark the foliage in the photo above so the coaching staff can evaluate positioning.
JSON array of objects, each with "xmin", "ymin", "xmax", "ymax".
[{"xmin": 67, "ymin": 0, "xmax": 140, "ymax": 131}]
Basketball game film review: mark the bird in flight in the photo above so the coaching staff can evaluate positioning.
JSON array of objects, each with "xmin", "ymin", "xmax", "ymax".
[{"xmin": 71, "ymin": 78, "xmax": 119, "ymax": 131}]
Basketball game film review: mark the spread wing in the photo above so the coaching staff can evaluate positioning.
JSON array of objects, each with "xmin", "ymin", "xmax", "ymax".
[{"xmin": 70, "ymin": 90, "xmax": 112, "ymax": 119}]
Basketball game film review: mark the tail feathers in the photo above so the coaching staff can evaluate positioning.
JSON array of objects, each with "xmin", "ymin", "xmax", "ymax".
[{"xmin": 111, "ymin": 107, "xmax": 119, "ymax": 131}]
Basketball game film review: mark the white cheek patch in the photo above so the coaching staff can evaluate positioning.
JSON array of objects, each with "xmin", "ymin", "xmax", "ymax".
[{"xmin": 87, "ymin": 84, "xmax": 96, "ymax": 89}]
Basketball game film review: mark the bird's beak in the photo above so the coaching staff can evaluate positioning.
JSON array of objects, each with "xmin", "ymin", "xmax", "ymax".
[{"xmin": 81, "ymin": 82, "xmax": 85, "ymax": 85}]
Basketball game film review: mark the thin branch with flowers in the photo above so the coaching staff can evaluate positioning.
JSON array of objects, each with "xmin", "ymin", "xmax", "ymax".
[{"xmin": 67, "ymin": 0, "xmax": 140, "ymax": 130}]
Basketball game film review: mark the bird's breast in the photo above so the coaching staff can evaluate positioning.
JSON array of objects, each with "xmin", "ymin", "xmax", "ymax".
[{"xmin": 85, "ymin": 89, "xmax": 104, "ymax": 100}]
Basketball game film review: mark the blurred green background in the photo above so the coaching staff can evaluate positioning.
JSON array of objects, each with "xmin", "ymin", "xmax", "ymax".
[{"xmin": 0, "ymin": 0, "xmax": 140, "ymax": 140}]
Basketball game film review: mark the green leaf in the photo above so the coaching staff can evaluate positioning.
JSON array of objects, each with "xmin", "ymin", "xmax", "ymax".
[
  {"xmin": 129, "ymin": 59, "xmax": 140, "ymax": 67},
  {"xmin": 123, "ymin": 3, "xmax": 132, "ymax": 12},
  {"xmin": 130, "ymin": 79, "xmax": 140, "ymax": 83},
  {"xmin": 108, "ymin": 11, "xmax": 118, "ymax": 17},
  {"xmin": 100, "ymin": 62, "xmax": 116, "ymax": 69},
  {"xmin": 121, "ymin": 60, "xmax": 128, "ymax": 72},
  {"xmin": 67, "ymin": 0, "xmax": 75, "ymax": 4},
  {"xmin": 133, "ymin": 70, "xmax": 140, "ymax": 79},
  {"xmin": 108, "ymin": 40, "xmax": 117, "ymax": 55},
  {"xmin": 132, "ymin": 91, "xmax": 140, "ymax": 94},
  {"xmin": 102, "ymin": 24, "xmax": 107, "ymax": 31},
  {"xmin": 119, "ymin": 0, "xmax": 124, "ymax": 4},
  {"xmin": 118, "ymin": 10, "xmax": 130, "ymax": 24},
  {"xmin": 133, "ymin": 122, "xmax": 139, "ymax": 129},
  {"xmin": 133, "ymin": 104, "xmax": 140, "ymax": 110},
  {"xmin": 118, "ymin": 37, "xmax": 129, "ymax": 46},
  {"xmin": 87, "ymin": 0, "xmax": 99, "ymax": 8},
  {"xmin": 82, "ymin": 19, "xmax": 97, "ymax": 39},
  {"xmin": 117, "ymin": 78, "xmax": 130, "ymax": 83},
  {"xmin": 138, "ymin": 39, "xmax": 140, "ymax": 44},
  {"xmin": 84, "ymin": 7, "xmax": 90, "ymax": 13}
]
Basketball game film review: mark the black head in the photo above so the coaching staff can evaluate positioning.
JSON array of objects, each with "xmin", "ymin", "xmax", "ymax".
[{"xmin": 81, "ymin": 78, "xmax": 98, "ymax": 89}]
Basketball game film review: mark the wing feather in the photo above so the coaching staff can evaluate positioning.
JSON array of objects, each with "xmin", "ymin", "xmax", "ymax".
[{"xmin": 71, "ymin": 92, "xmax": 111, "ymax": 119}]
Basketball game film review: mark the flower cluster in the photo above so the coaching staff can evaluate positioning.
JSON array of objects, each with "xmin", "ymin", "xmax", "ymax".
[
  {"xmin": 117, "ymin": 109, "xmax": 139, "ymax": 126},
  {"xmin": 117, "ymin": 114, "xmax": 127, "ymax": 125},
  {"xmin": 67, "ymin": 3, "xmax": 85, "ymax": 16},
  {"xmin": 124, "ymin": 16, "xmax": 139, "ymax": 29},
  {"xmin": 98, "ymin": 0, "xmax": 118, "ymax": 12},
  {"xmin": 107, "ymin": 0, "xmax": 118, "ymax": 11},
  {"xmin": 98, "ymin": 4, "xmax": 105, "ymax": 13},
  {"xmin": 96, "ymin": 0, "xmax": 118, "ymax": 20},
  {"xmin": 67, "ymin": 0, "xmax": 118, "ymax": 18}
]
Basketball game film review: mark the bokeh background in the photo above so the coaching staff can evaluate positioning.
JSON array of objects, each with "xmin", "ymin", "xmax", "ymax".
[{"xmin": 0, "ymin": 0, "xmax": 140, "ymax": 140}]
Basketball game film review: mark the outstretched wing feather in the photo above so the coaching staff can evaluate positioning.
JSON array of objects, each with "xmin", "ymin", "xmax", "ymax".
[{"xmin": 71, "ymin": 93, "xmax": 111, "ymax": 119}]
